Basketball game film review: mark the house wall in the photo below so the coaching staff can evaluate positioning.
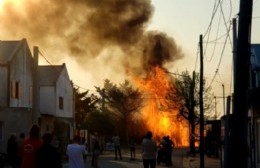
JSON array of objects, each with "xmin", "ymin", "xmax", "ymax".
[
  {"xmin": 0, "ymin": 66, "xmax": 8, "ymax": 106},
  {"xmin": 9, "ymin": 43, "xmax": 33, "ymax": 108},
  {"xmin": 55, "ymin": 68, "xmax": 73, "ymax": 118},
  {"xmin": 39, "ymin": 86, "xmax": 55, "ymax": 115},
  {"xmin": 0, "ymin": 108, "xmax": 33, "ymax": 153},
  {"xmin": 40, "ymin": 115, "xmax": 55, "ymax": 134}
]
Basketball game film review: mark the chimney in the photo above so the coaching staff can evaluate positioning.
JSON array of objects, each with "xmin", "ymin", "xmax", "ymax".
[{"xmin": 32, "ymin": 46, "xmax": 40, "ymax": 124}]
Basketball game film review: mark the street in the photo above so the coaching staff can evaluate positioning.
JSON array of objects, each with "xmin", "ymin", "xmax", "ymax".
[{"xmin": 63, "ymin": 147, "xmax": 221, "ymax": 168}]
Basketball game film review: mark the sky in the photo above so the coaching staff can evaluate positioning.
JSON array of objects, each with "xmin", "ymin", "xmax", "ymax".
[
  {"xmin": 149, "ymin": 0, "xmax": 260, "ymax": 117},
  {"xmin": 0, "ymin": 0, "xmax": 260, "ymax": 118}
]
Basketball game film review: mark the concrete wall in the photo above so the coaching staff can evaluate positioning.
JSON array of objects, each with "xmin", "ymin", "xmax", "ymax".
[
  {"xmin": 0, "ymin": 107, "xmax": 33, "ymax": 153},
  {"xmin": 0, "ymin": 66, "xmax": 8, "ymax": 106}
]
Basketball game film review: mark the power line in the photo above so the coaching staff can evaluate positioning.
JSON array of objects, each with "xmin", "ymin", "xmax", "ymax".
[
  {"xmin": 207, "ymin": 22, "xmax": 232, "ymax": 89},
  {"xmin": 38, "ymin": 49, "xmax": 92, "ymax": 92},
  {"xmin": 205, "ymin": 9, "xmax": 222, "ymax": 62}
]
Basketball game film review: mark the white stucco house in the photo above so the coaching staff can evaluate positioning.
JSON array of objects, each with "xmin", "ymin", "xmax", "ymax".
[
  {"xmin": 0, "ymin": 39, "xmax": 35, "ymax": 152},
  {"xmin": 38, "ymin": 64, "xmax": 74, "ymax": 142},
  {"xmin": 0, "ymin": 39, "xmax": 75, "ymax": 153}
]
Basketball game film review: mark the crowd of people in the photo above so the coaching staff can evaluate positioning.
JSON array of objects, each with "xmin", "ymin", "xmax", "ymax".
[
  {"xmin": 5, "ymin": 125, "xmax": 175, "ymax": 168},
  {"xmin": 6, "ymin": 124, "xmax": 62, "ymax": 168},
  {"xmin": 5, "ymin": 125, "xmax": 101, "ymax": 168}
]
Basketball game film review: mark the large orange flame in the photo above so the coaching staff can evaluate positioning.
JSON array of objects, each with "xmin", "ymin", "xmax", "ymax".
[{"xmin": 134, "ymin": 66, "xmax": 189, "ymax": 147}]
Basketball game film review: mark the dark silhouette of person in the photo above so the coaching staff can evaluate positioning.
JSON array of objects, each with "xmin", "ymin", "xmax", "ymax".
[
  {"xmin": 112, "ymin": 134, "xmax": 122, "ymax": 160},
  {"xmin": 91, "ymin": 132, "xmax": 100, "ymax": 168},
  {"xmin": 129, "ymin": 136, "xmax": 136, "ymax": 160},
  {"xmin": 142, "ymin": 131, "xmax": 157, "ymax": 168},
  {"xmin": 165, "ymin": 136, "xmax": 174, "ymax": 167},
  {"xmin": 17, "ymin": 133, "xmax": 25, "ymax": 167},
  {"xmin": 36, "ymin": 133, "xmax": 62, "ymax": 168},
  {"xmin": 6, "ymin": 133, "xmax": 19, "ymax": 168}
]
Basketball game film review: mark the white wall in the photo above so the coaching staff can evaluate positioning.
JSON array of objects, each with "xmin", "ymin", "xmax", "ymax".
[
  {"xmin": 56, "ymin": 68, "xmax": 73, "ymax": 118},
  {"xmin": 9, "ymin": 43, "xmax": 33, "ymax": 108},
  {"xmin": 39, "ymin": 86, "xmax": 56, "ymax": 115}
]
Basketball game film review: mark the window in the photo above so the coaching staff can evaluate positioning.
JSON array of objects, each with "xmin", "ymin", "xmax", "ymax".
[
  {"xmin": 11, "ymin": 80, "xmax": 20, "ymax": 99},
  {"xmin": 59, "ymin": 96, "xmax": 64, "ymax": 110}
]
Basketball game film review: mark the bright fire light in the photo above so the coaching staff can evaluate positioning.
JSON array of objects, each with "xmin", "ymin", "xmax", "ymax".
[
  {"xmin": 134, "ymin": 66, "xmax": 189, "ymax": 147},
  {"xmin": 0, "ymin": 0, "xmax": 23, "ymax": 11},
  {"xmin": 0, "ymin": 0, "xmax": 4, "ymax": 10}
]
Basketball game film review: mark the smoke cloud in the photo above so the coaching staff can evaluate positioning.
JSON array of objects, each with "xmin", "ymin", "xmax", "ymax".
[{"xmin": 0, "ymin": 0, "xmax": 183, "ymax": 81}]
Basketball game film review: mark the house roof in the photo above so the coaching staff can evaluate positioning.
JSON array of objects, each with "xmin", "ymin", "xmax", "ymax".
[
  {"xmin": 251, "ymin": 44, "xmax": 260, "ymax": 70},
  {"xmin": 0, "ymin": 39, "xmax": 26, "ymax": 64},
  {"xmin": 38, "ymin": 65, "xmax": 64, "ymax": 86}
]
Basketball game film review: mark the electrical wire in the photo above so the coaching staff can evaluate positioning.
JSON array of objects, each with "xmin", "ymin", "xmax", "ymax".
[
  {"xmin": 38, "ymin": 49, "xmax": 91, "ymax": 92},
  {"xmin": 205, "ymin": 9, "xmax": 222, "ymax": 62},
  {"xmin": 203, "ymin": 0, "xmax": 222, "ymax": 57},
  {"xmin": 208, "ymin": 22, "xmax": 231, "ymax": 89}
]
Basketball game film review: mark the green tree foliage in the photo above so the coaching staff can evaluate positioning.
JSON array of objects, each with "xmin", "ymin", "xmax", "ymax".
[
  {"xmin": 84, "ymin": 111, "xmax": 115, "ymax": 136},
  {"xmin": 73, "ymin": 86, "xmax": 99, "ymax": 129}
]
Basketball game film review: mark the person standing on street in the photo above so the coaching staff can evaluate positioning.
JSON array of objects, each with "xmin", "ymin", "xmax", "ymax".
[
  {"xmin": 6, "ymin": 133, "xmax": 19, "ymax": 168},
  {"xmin": 91, "ymin": 132, "xmax": 100, "ymax": 168},
  {"xmin": 36, "ymin": 133, "xmax": 62, "ymax": 168},
  {"xmin": 142, "ymin": 131, "xmax": 157, "ymax": 168},
  {"xmin": 21, "ymin": 124, "xmax": 43, "ymax": 168},
  {"xmin": 17, "ymin": 133, "xmax": 25, "ymax": 167},
  {"xmin": 165, "ymin": 136, "xmax": 174, "ymax": 167},
  {"xmin": 129, "ymin": 136, "xmax": 136, "ymax": 160},
  {"xmin": 67, "ymin": 135, "xmax": 86, "ymax": 168},
  {"xmin": 112, "ymin": 133, "xmax": 122, "ymax": 160}
]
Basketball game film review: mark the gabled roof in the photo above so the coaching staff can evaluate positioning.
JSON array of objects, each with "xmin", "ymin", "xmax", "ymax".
[
  {"xmin": 251, "ymin": 44, "xmax": 260, "ymax": 70},
  {"xmin": 38, "ymin": 65, "xmax": 64, "ymax": 86},
  {"xmin": 0, "ymin": 39, "xmax": 27, "ymax": 64}
]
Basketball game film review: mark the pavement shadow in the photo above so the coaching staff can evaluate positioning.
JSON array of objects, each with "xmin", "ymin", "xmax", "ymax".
[{"xmin": 84, "ymin": 152, "xmax": 143, "ymax": 168}]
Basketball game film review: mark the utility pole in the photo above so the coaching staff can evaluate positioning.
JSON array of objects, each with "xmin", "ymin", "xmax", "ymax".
[
  {"xmin": 231, "ymin": 0, "xmax": 253, "ymax": 167},
  {"xmin": 224, "ymin": 96, "xmax": 231, "ymax": 168},
  {"xmin": 199, "ymin": 34, "xmax": 204, "ymax": 168},
  {"xmin": 222, "ymin": 84, "xmax": 225, "ymax": 115},
  {"xmin": 190, "ymin": 71, "xmax": 196, "ymax": 154},
  {"xmin": 214, "ymin": 96, "xmax": 217, "ymax": 119}
]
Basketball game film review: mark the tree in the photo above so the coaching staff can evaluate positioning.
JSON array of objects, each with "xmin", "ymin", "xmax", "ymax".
[
  {"xmin": 85, "ymin": 111, "xmax": 115, "ymax": 136},
  {"xmin": 172, "ymin": 70, "xmax": 214, "ymax": 154},
  {"xmin": 73, "ymin": 85, "xmax": 99, "ymax": 129},
  {"xmin": 96, "ymin": 79, "xmax": 144, "ymax": 143}
]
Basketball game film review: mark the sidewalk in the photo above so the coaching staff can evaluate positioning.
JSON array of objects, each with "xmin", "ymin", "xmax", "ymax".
[{"xmin": 182, "ymin": 155, "xmax": 221, "ymax": 168}]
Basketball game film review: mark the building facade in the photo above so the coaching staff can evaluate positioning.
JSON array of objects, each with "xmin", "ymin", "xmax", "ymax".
[
  {"xmin": 0, "ymin": 39, "xmax": 34, "ymax": 152},
  {"xmin": 249, "ymin": 44, "xmax": 260, "ymax": 168},
  {"xmin": 0, "ymin": 39, "xmax": 75, "ymax": 153}
]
